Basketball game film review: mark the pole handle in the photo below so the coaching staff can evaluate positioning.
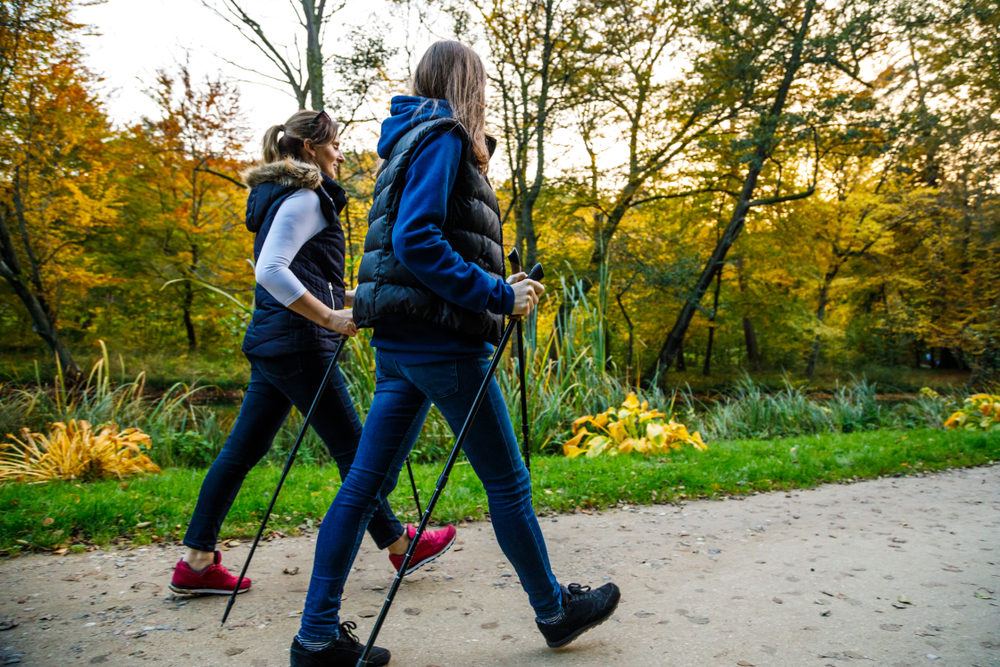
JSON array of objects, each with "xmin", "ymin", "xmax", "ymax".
[
  {"xmin": 527, "ymin": 263, "xmax": 544, "ymax": 282},
  {"xmin": 506, "ymin": 247, "xmax": 522, "ymax": 275}
]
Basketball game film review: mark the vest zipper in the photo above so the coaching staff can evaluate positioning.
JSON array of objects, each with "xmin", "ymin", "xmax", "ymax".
[{"xmin": 328, "ymin": 282, "xmax": 335, "ymax": 308}]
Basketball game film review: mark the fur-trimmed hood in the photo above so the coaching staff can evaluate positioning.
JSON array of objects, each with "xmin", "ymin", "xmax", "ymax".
[
  {"xmin": 243, "ymin": 159, "xmax": 347, "ymax": 235},
  {"xmin": 242, "ymin": 158, "xmax": 323, "ymax": 190}
]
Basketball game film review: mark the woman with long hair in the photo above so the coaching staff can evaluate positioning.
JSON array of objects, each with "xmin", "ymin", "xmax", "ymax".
[
  {"xmin": 169, "ymin": 110, "xmax": 455, "ymax": 597},
  {"xmin": 289, "ymin": 42, "xmax": 619, "ymax": 667}
]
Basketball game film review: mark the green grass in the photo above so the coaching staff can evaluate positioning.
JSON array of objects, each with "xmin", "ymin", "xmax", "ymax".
[{"xmin": 1, "ymin": 428, "xmax": 995, "ymax": 554}]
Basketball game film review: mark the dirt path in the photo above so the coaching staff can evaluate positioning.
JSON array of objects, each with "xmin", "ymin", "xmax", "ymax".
[{"xmin": 1, "ymin": 467, "xmax": 997, "ymax": 667}]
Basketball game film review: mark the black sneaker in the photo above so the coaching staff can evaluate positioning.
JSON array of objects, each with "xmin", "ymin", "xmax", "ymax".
[
  {"xmin": 536, "ymin": 582, "xmax": 621, "ymax": 648},
  {"xmin": 289, "ymin": 622, "xmax": 391, "ymax": 667}
]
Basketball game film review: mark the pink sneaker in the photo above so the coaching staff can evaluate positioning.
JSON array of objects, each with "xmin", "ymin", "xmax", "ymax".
[
  {"xmin": 389, "ymin": 524, "xmax": 457, "ymax": 576},
  {"xmin": 170, "ymin": 551, "xmax": 251, "ymax": 595}
]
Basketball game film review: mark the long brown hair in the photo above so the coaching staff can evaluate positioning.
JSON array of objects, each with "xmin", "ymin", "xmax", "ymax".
[
  {"xmin": 412, "ymin": 41, "xmax": 489, "ymax": 173},
  {"xmin": 260, "ymin": 110, "xmax": 339, "ymax": 164}
]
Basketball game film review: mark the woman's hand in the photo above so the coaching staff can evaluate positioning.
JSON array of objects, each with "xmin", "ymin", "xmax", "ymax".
[
  {"xmin": 344, "ymin": 289, "xmax": 355, "ymax": 308},
  {"xmin": 508, "ymin": 272, "xmax": 544, "ymax": 317},
  {"xmin": 324, "ymin": 308, "xmax": 357, "ymax": 337}
]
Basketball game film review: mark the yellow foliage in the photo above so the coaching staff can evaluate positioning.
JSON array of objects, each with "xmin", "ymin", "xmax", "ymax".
[
  {"xmin": 943, "ymin": 394, "xmax": 1000, "ymax": 432},
  {"xmin": 0, "ymin": 420, "xmax": 161, "ymax": 483},
  {"xmin": 562, "ymin": 393, "xmax": 707, "ymax": 458}
]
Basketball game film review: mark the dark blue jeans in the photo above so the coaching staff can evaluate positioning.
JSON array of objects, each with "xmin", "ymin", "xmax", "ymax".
[
  {"xmin": 183, "ymin": 349, "xmax": 405, "ymax": 552},
  {"xmin": 298, "ymin": 350, "xmax": 562, "ymax": 643}
]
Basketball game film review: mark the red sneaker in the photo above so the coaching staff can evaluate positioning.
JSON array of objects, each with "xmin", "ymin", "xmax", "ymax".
[
  {"xmin": 170, "ymin": 551, "xmax": 251, "ymax": 596},
  {"xmin": 389, "ymin": 524, "xmax": 457, "ymax": 576}
]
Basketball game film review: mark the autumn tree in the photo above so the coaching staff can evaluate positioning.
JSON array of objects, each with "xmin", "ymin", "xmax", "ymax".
[
  {"xmin": 0, "ymin": 0, "xmax": 117, "ymax": 380},
  {"xmin": 656, "ymin": 0, "xmax": 894, "ymax": 373},
  {"xmin": 468, "ymin": 0, "xmax": 592, "ymax": 267},
  {"xmin": 889, "ymin": 0, "xmax": 1000, "ymax": 381},
  {"xmin": 113, "ymin": 65, "xmax": 250, "ymax": 351}
]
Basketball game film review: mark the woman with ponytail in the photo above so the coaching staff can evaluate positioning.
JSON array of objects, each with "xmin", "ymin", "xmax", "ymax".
[
  {"xmin": 169, "ymin": 110, "xmax": 456, "ymax": 598},
  {"xmin": 290, "ymin": 42, "xmax": 619, "ymax": 667}
]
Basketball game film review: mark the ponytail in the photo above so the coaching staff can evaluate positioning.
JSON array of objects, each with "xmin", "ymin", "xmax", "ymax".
[
  {"xmin": 259, "ymin": 111, "xmax": 339, "ymax": 164},
  {"xmin": 261, "ymin": 124, "xmax": 286, "ymax": 164}
]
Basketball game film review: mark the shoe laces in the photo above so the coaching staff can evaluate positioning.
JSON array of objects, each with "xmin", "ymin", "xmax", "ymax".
[
  {"xmin": 338, "ymin": 621, "xmax": 361, "ymax": 645},
  {"xmin": 567, "ymin": 583, "xmax": 592, "ymax": 597}
]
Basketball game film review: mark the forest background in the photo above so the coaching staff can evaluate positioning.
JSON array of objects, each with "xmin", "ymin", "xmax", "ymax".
[{"xmin": 2, "ymin": 0, "xmax": 998, "ymax": 396}]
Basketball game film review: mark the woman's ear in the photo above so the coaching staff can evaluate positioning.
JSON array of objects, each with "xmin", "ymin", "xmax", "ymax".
[{"xmin": 302, "ymin": 138, "xmax": 315, "ymax": 160}]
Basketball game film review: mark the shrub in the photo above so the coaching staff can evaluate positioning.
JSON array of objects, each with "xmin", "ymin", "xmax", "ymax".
[
  {"xmin": 0, "ymin": 419, "xmax": 161, "ymax": 482},
  {"xmin": 944, "ymin": 394, "xmax": 1000, "ymax": 432},
  {"xmin": 562, "ymin": 393, "xmax": 706, "ymax": 458}
]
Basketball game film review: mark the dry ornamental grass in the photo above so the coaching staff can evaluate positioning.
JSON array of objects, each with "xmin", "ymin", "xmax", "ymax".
[{"xmin": 0, "ymin": 420, "xmax": 161, "ymax": 483}]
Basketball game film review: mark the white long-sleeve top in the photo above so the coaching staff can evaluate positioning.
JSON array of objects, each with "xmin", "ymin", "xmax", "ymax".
[{"xmin": 254, "ymin": 189, "xmax": 328, "ymax": 306}]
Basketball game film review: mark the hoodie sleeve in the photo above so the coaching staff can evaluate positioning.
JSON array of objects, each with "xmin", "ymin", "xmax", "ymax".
[{"xmin": 391, "ymin": 128, "xmax": 515, "ymax": 316}]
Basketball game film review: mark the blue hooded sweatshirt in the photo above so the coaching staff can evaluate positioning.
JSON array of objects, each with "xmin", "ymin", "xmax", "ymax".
[{"xmin": 369, "ymin": 95, "xmax": 515, "ymax": 363}]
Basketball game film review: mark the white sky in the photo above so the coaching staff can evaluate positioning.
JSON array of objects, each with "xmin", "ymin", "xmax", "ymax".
[
  {"xmin": 73, "ymin": 0, "xmax": 635, "ymax": 185},
  {"xmin": 75, "ymin": 0, "xmax": 428, "ymax": 153}
]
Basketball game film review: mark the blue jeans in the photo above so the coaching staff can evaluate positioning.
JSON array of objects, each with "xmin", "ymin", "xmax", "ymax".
[
  {"xmin": 299, "ymin": 350, "xmax": 562, "ymax": 642},
  {"xmin": 183, "ymin": 350, "xmax": 405, "ymax": 552}
]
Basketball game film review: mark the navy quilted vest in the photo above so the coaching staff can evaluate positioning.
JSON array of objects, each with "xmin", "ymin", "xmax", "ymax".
[
  {"xmin": 241, "ymin": 160, "xmax": 348, "ymax": 358},
  {"xmin": 353, "ymin": 119, "xmax": 506, "ymax": 343}
]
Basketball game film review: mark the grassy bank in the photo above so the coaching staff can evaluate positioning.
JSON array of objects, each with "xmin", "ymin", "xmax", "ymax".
[
  {"xmin": 0, "ymin": 336, "xmax": 969, "ymax": 469},
  {"xmin": 1, "ymin": 428, "xmax": 995, "ymax": 554}
]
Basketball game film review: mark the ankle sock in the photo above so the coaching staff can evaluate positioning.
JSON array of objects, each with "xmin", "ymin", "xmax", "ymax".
[{"xmin": 296, "ymin": 635, "xmax": 334, "ymax": 652}]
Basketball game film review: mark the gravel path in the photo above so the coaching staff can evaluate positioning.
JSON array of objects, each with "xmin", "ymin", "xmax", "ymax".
[{"xmin": 1, "ymin": 466, "xmax": 997, "ymax": 667}]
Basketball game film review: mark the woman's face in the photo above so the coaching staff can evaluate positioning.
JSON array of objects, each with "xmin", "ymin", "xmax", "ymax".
[{"xmin": 304, "ymin": 136, "xmax": 345, "ymax": 179}]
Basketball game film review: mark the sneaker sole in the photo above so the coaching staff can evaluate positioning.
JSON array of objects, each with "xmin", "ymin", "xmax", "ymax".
[
  {"xmin": 169, "ymin": 583, "xmax": 250, "ymax": 596},
  {"xmin": 545, "ymin": 596, "xmax": 621, "ymax": 649},
  {"xmin": 401, "ymin": 532, "xmax": 456, "ymax": 577}
]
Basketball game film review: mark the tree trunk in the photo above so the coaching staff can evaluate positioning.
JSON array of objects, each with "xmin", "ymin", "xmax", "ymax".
[
  {"xmin": 183, "ymin": 281, "xmax": 197, "ymax": 351},
  {"xmin": 806, "ymin": 270, "xmax": 835, "ymax": 380},
  {"xmin": 675, "ymin": 340, "xmax": 687, "ymax": 371},
  {"xmin": 617, "ymin": 292, "xmax": 634, "ymax": 382},
  {"xmin": 735, "ymin": 255, "xmax": 762, "ymax": 371},
  {"xmin": 493, "ymin": 0, "xmax": 561, "ymax": 269},
  {"xmin": 303, "ymin": 1, "xmax": 324, "ymax": 109},
  {"xmin": 743, "ymin": 317, "xmax": 762, "ymax": 371},
  {"xmin": 0, "ymin": 259, "xmax": 81, "ymax": 382},
  {"xmin": 0, "ymin": 191, "xmax": 81, "ymax": 382},
  {"xmin": 656, "ymin": 0, "xmax": 817, "ymax": 373},
  {"xmin": 703, "ymin": 264, "xmax": 723, "ymax": 376}
]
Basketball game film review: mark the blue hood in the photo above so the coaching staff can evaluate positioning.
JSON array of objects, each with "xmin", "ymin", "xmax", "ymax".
[{"xmin": 378, "ymin": 96, "xmax": 455, "ymax": 159}]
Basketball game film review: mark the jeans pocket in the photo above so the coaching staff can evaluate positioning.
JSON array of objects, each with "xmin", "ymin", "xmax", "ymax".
[
  {"xmin": 254, "ymin": 354, "xmax": 303, "ymax": 381},
  {"xmin": 411, "ymin": 361, "xmax": 460, "ymax": 399}
]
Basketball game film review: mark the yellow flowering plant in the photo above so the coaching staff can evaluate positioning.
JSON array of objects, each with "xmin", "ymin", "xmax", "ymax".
[
  {"xmin": 943, "ymin": 394, "xmax": 1000, "ymax": 432},
  {"xmin": 0, "ymin": 420, "xmax": 161, "ymax": 482},
  {"xmin": 562, "ymin": 393, "xmax": 707, "ymax": 458}
]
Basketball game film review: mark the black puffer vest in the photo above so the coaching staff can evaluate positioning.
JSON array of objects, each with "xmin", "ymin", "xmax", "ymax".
[
  {"xmin": 241, "ymin": 159, "xmax": 348, "ymax": 358},
  {"xmin": 354, "ymin": 119, "xmax": 506, "ymax": 343}
]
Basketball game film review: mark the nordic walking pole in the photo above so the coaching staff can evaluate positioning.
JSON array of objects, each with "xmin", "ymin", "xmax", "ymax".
[
  {"xmin": 220, "ymin": 337, "xmax": 349, "ymax": 628},
  {"xmin": 405, "ymin": 457, "xmax": 422, "ymax": 516},
  {"xmin": 356, "ymin": 263, "xmax": 544, "ymax": 667},
  {"xmin": 507, "ymin": 248, "xmax": 531, "ymax": 474}
]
